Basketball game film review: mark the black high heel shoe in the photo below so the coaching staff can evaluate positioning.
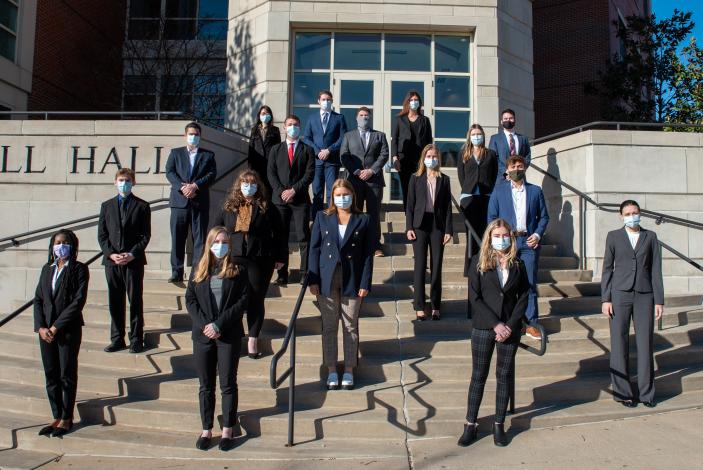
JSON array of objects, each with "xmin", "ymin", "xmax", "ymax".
[
  {"xmin": 196, "ymin": 435, "xmax": 211, "ymax": 450},
  {"xmin": 493, "ymin": 423, "xmax": 508, "ymax": 447},
  {"xmin": 38, "ymin": 425, "xmax": 55, "ymax": 436},
  {"xmin": 457, "ymin": 423, "xmax": 478, "ymax": 447},
  {"xmin": 51, "ymin": 421, "xmax": 72, "ymax": 437}
]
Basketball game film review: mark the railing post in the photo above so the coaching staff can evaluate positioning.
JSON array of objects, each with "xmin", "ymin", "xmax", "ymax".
[
  {"xmin": 658, "ymin": 248, "xmax": 663, "ymax": 331},
  {"xmin": 286, "ymin": 321, "xmax": 296, "ymax": 447}
]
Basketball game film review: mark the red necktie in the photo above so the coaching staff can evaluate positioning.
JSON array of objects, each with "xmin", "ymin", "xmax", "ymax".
[
  {"xmin": 509, "ymin": 134, "xmax": 516, "ymax": 156},
  {"xmin": 288, "ymin": 143, "xmax": 294, "ymax": 166}
]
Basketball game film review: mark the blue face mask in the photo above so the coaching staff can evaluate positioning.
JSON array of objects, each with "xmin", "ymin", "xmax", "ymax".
[
  {"xmin": 286, "ymin": 125, "xmax": 300, "ymax": 139},
  {"xmin": 210, "ymin": 242, "xmax": 229, "ymax": 259},
  {"xmin": 424, "ymin": 158, "xmax": 438, "ymax": 169},
  {"xmin": 409, "ymin": 99, "xmax": 420, "ymax": 110},
  {"xmin": 491, "ymin": 236, "xmax": 511, "ymax": 251},
  {"xmin": 470, "ymin": 135, "xmax": 485, "ymax": 146},
  {"xmin": 187, "ymin": 134, "xmax": 200, "ymax": 146},
  {"xmin": 53, "ymin": 244, "xmax": 72, "ymax": 260},
  {"xmin": 260, "ymin": 114, "xmax": 272, "ymax": 124},
  {"xmin": 117, "ymin": 180, "xmax": 132, "ymax": 196},
  {"xmin": 241, "ymin": 182, "xmax": 258, "ymax": 197},
  {"xmin": 334, "ymin": 195, "xmax": 353, "ymax": 210},
  {"xmin": 623, "ymin": 214, "xmax": 641, "ymax": 228},
  {"xmin": 320, "ymin": 99, "xmax": 332, "ymax": 111}
]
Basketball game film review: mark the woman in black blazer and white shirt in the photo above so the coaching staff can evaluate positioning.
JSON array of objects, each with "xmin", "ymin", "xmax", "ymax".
[
  {"xmin": 391, "ymin": 90, "xmax": 433, "ymax": 210},
  {"xmin": 457, "ymin": 123, "xmax": 498, "ymax": 276},
  {"xmin": 458, "ymin": 218, "xmax": 529, "ymax": 448},
  {"xmin": 186, "ymin": 226, "xmax": 248, "ymax": 451},
  {"xmin": 247, "ymin": 105, "xmax": 281, "ymax": 192},
  {"xmin": 406, "ymin": 144, "xmax": 452, "ymax": 321},
  {"xmin": 33, "ymin": 229, "xmax": 89, "ymax": 437}
]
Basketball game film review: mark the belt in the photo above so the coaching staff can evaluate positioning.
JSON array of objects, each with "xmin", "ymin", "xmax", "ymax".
[{"xmin": 513, "ymin": 231, "xmax": 528, "ymax": 237}]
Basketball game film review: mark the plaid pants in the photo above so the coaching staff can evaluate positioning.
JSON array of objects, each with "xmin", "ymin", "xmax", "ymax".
[{"xmin": 318, "ymin": 266, "xmax": 362, "ymax": 369}]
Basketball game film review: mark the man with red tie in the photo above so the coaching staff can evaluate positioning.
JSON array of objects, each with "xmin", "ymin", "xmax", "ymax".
[
  {"xmin": 267, "ymin": 114, "xmax": 316, "ymax": 285},
  {"xmin": 488, "ymin": 108, "xmax": 531, "ymax": 183}
]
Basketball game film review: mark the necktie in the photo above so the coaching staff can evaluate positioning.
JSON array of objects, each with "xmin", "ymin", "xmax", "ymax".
[
  {"xmin": 322, "ymin": 113, "xmax": 329, "ymax": 133},
  {"xmin": 362, "ymin": 131, "xmax": 367, "ymax": 150},
  {"xmin": 288, "ymin": 143, "xmax": 294, "ymax": 166},
  {"xmin": 508, "ymin": 134, "xmax": 516, "ymax": 156},
  {"xmin": 119, "ymin": 197, "xmax": 127, "ymax": 221}
]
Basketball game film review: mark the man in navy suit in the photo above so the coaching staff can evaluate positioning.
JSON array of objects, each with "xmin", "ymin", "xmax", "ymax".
[
  {"xmin": 488, "ymin": 155, "xmax": 548, "ymax": 340},
  {"xmin": 488, "ymin": 108, "xmax": 531, "ymax": 182},
  {"xmin": 302, "ymin": 90, "xmax": 348, "ymax": 218},
  {"xmin": 165, "ymin": 122, "xmax": 217, "ymax": 282}
]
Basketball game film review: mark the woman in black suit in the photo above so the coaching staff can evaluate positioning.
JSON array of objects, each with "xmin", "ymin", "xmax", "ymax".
[
  {"xmin": 212, "ymin": 169, "xmax": 286, "ymax": 358},
  {"xmin": 247, "ymin": 105, "xmax": 281, "ymax": 191},
  {"xmin": 33, "ymin": 229, "xmax": 89, "ymax": 437},
  {"xmin": 391, "ymin": 90, "xmax": 433, "ymax": 209},
  {"xmin": 458, "ymin": 218, "xmax": 529, "ymax": 448},
  {"xmin": 186, "ymin": 226, "xmax": 248, "ymax": 451},
  {"xmin": 406, "ymin": 144, "xmax": 452, "ymax": 321},
  {"xmin": 457, "ymin": 123, "xmax": 498, "ymax": 276}
]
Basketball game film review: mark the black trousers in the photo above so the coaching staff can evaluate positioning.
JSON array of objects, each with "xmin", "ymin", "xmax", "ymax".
[
  {"xmin": 40, "ymin": 327, "xmax": 82, "ymax": 420},
  {"xmin": 412, "ymin": 212, "xmax": 445, "ymax": 311},
  {"xmin": 244, "ymin": 256, "xmax": 275, "ymax": 338},
  {"xmin": 274, "ymin": 202, "xmax": 310, "ymax": 279},
  {"xmin": 465, "ymin": 328, "xmax": 518, "ymax": 425},
  {"xmin": 461, "ymin": 195, "xmax": 490, "ymax": 277},
  {"xmin": 105, "ymin": 263, "xmax": 145, "ymax": 344},
  {"xmin": 354, "ymin": 182, "xmax": 383, "ymax": 251},
  {"xmin": 170, "ymin": 204, "xmax": 209, "ymax": 275},
  {"xmin": 193, "ymin": 338, "xmax": 241, "ymax": 429},
  {"xmin": 398, "ymin": 168, "xmax": 413, "ymax": 211}
]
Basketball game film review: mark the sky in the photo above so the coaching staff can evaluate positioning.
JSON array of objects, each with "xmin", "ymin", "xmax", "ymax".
[{"xmin": 651, "ymin": 0, "xmax": 702, "ymax": 44}]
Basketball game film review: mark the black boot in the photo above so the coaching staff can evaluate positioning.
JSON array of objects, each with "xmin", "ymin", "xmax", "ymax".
[
  {"xmin": 457, "ymin": 423, "xmax": 478, "ymax": 447},
  {"xmin": 493, "ymin": 423, "xmax": 508, "ymax": 447}
]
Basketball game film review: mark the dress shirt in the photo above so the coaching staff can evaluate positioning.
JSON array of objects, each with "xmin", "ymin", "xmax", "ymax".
[
  {"xmin": 286, "ymin": 138, "xmax": 299, "ymax": 155},
  {"xmin": 425, "ymin": 175, "xmax": 437, "ymax": 213},
  {"xmin": 338, "ymin": 224, "xmax": 347, "ymax": 241},
  {"xmin": 51, "ymin": 260, "xmax": 69, "ymax": 293},
  {"xmin": 188, "ymin": 146, "xmax": 198, "ymax": 173},
  {"xmin": 497, "ymin": 264, "xmax": 510, "ymax": 288},
  {"xmin": 320, "ymin": 109, "xmax": 329, "ymax": 134},
  {"xmin": 503, "ymin": 129, "xmax": 519, "ymax": 155},
  {"xmin": 626, "ymin": 228, "xmax": 640, "ymax": 250},
  {"xmin": 511, "ymin": 181, "xmax": 527, "ymax": 232}
]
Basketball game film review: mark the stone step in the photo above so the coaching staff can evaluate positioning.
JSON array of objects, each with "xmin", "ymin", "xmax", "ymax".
[{"xmin": 0, "ymin": 448, "xmax": 61, "ymax": 470}]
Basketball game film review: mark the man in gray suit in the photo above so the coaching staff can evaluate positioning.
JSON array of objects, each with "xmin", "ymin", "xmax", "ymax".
[
  {"xmin": 341, "ymin": 106, "xmax": 389, "ymax": 257},
  {"xmin": 601, "ymin": 199, "xmax": 664, "ymax": 408}
]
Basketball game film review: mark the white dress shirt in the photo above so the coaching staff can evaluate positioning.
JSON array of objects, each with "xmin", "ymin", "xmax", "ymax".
[
  {"xmin": 188, "ymin": 146, "xmax": 198, "ymax": 173},
  {"xmin": 320, "ymin": 109, "xmax": 330, "ymax": 133},
  {"xmin": 286, "ymin": 138, "xmax": 299, "ymax": 154},
  {"xmin": 497, "ymin": 264, "xmax": 510, "ymax": 288},
  {"xmin": 359, "ymin": 128, "xmax": 370, "ymax": 150},
  {"xmin": 626, "ymin": 229, "xmax": 640, "ymax": 250},
  {"xmin": 51, "ymin": 260, "xmax": 69, "ymax": 293},
  {"xmin": 338, "ymin": 224, "xmax": 347, "ymax": 240},
  {"xmin": 503, "ymin": 129, "xmax": 519, "ymax": 154},
  {"xmin": 511, "ymin": 181, "xmax": 527, "ymax": 232}
]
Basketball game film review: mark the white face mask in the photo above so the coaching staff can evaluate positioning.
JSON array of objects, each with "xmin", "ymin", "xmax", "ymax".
[
  {"xmin": 241, "ymin": 182, "xmax": 257, "ymax": 197},
  {"xmin": 623, "ymin": 214, "xmax": 641, "ymax": 229},
  {"xmin": 116, "ymin": 180, "xmax": 132, "ymax": 196},
  {"xmin": 320, "ymin": 99, "xmax": 332, "ymax": 111},
  {"xmin": 470, "ymin": 135, "xmax": 484, "ymax": 146},
  {"xmin": 424, "ymin": 158, "xmax": 438, "ymax": 169},
  {"xmin": 260, "ymin": 114, "xmax": 272, "ymax": 124},
  {"xmin": 491, "ymin": 236, "xmax": 511, "ymax": 251},
  {"xmin": 210, "ymin": 242, "xmax": 229, "ymax": 259},
  {"xmin": 409, "ymin": 99, "xmax": 420, "ymax": 110},
  {"xmin": 334, "ymin": 194, "xmax": 353, "ymax": 210}
]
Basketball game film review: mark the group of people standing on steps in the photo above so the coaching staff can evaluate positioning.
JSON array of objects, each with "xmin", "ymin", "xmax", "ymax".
[{"xmin": 30, "ymin": 91, "xmax": 665, "ymax": 452}]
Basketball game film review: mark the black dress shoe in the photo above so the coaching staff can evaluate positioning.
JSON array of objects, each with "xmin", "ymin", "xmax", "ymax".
[
  {"xmin": 168, "ymin": 272, "xmax": 183, "ymax": 283},
  {"xmin": 617, "ymin": 399, "xmax": 638, "ymax": 408},
  {"xmin": 38, "ymin": 425, "xmax": 55, "ymax": 436},
  {"xmin": 219, "ymin": 437, "xmax": 236, "ymax": 451},
  {"xmin": 104, "ymin": 342, "xmax": 127, "ymax": 353},
  {"xmin": 275, "ymin": 276, "xmax": 288, "ymax": 286},
  {"xmin": 248, "ymin": 352, "xmax": 262, "ymax": 360},
  {"xmin": 196, "ymin": 436, "xmax": 211, "ymax": 450},
  {"xmin": 129, "ymin": 341, "xmax": 144, "ymax": 354},
  {"xmin": 642, "ymin": 401, "xmax": 656, "ymax": 408},
  {"xmin": 493, "ymin": 423, "xmax": 508, "ymax": 447},
  {"xmin": 51, "ymin": 422, "xmax": 72, "ymax": 437},
  {"xmin": 457, "ymin": 423, "xmax": 478, "ymax": 447}
]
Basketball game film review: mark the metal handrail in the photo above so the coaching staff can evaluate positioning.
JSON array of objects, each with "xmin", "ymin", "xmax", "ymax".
[
  {"xmin": 0, "ymin": 111, "xmax": 186, "ymax": 120},
  {"xmin": 532, "ymin": 120, "xmax": 703, "ymax": 146}
]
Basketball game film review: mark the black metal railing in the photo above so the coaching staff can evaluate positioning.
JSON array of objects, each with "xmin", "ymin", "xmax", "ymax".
[
  {"xmin": 0, "ymin": 111, "xmax": 186, "ymax": 120},
  {"xmin": 532, "ymin": 121, "xmax": 703, "ymax": 146}
]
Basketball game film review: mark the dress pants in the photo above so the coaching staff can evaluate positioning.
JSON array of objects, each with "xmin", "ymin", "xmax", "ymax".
[
  {"xmin": 354, "ymin": 181, "xmax": 383, "ymax": 251},
  {"xmin": 465, "ymin": 328, "xmax": 518, "ymax": 425},
  {"xmin": 461, "ymin": 195, "xmax": 490, "ymax": 277},
  {"xmin": 40, "ymin": 327, "xmax": 82, "ymax": 420},
  {"xmin": 105, "ymin": 263, "xmax": 145, "ymax": 344},
  {"xmin": 244, "ymin": 256, "xmax": 275, "ymax": 338},
  {"xmin": 609, "ymin": 289, "xmax": 655, "ymax": 403},
  {"xmin": 193, "ymin": 338, "xmax": 241, "ymax": 429},
  {"xmin": 274, "ymin": 202, "xmax": 310, "ymax": 279},
  {"xmin": 516, "ymin": 235, "xmax": 540, "ymax": 323},
  {"xmin": 312, "ymin": 161, "xmax": 339, "ymax": 218},
  {"xmin": 170, "ymin": 204, "xmax": 208, "ymax": 275},
  {"xmin": 317, "ymin": 266, "xmax": 362, "ymax": 369},
  {"xmin": 412, "ymin": 212, "xmax": 445, "ymax": 311},
  {"xmin": 398, "ymin": 168, "xmax": 414, "ymax": 211}
]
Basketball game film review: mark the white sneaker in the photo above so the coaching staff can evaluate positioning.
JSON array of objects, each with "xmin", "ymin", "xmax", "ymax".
[
  {"xmin": 326, "ymin": 372, "xmax": 339, "ymax": 390},
  {"xmin": 341, "ymin": 372, "xmax": 354, "ymax": 390}
]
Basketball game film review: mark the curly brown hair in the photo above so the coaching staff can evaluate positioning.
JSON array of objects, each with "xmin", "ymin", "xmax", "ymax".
[{"xmin": 223, "ymin": 169, "xmax": 268, "ymax": 212}]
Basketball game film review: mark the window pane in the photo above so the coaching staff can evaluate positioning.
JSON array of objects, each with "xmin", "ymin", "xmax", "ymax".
[
  {"xmin": 162, "ymin": 75, "xmax": 194, "ymax": 95},
  {"xmin": 198, "ymin": 19, "xmax": 227, "ymax": 40},
  {"xmin": 194, "ymin": 96, "xmax": 225, "ymax": 121},
  {"xmin": 435, "ymin": 141, "xmax": 463, "ymax": 167},
  {"xmin": 435, "ymin": 36, "xmax": 469, "ymax": 73},
  {"xmin": 435, "ymin": 76, "xmax": 470, "ymax": 108},
  {"xmin": 340, "ymin": 80, "xmax": 373, "ymax": 105},
  {"xmin": 124, "ymin": 75, "xmax": 157, "ymax": 95},
  {"xmin": 199, "ymin": 0, "xmax": 228, "ymax": 18},
  {"xmin": 292, "ymin": 106, "xmax": 314, "ymax": 132},
  {"xmin": 339, "ymin": 108, "xmax": 360, "ymax": 131},
  {"xmin": 0, "ymin": 0, "xmax": 18, "ymax": 31},
  {"xmin": 385, "ymin": 35, "xmax": 430, "ymax": 71},
  {"xmin": 166, "ymin": 0, "xmax": 197, "ymax": 17},
  {"xmin": 334, "ymin": 33, "xmax": 381, "ymax": 70},
  {"xmin": 194, "ymin": 74, "xmax": 226, "ymax": 95},
  {"xmin": 391, "ymin": 81, "xmax": 424, "ymax": 107},
  {"xmin": 292, "ymin": 72, "xmax": 330, "ymax": 105},
  {"xmin": 0, "ymin": 28, "xmax": 16, "ymax": 61},
  {"xmin": 294, "ymin": 33, "xmax": 330, "ymax": 70},
  {"xmin": 164, "ymin": 19, "xmax": 196, "ymax": 39},
  {"xmin": 124, "ymin": 95, "xmax": 156, "ymax": 112},
  {"xmin": 128, "ymin": 19, "xmax": 160, "ymax": 40},
  {"xmin": 162, "ymin": 94, "xmax": 192, "ymax": 111},
  {"xmin": 435, "ymin": 111, "xmax": 470, "ymax": 139},
  {"xmin": 129, "ymin": 0, "xmax": 161, "ymax": 18}
]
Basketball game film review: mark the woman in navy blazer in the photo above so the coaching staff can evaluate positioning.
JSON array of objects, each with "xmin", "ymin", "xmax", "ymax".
[
  {"xmin": 308, "ymin": 179, "xmax": 373, "ymax": 390},
  {"xmin": 33, "ymin": 229, "xmax": 89, "ymax": 437}
]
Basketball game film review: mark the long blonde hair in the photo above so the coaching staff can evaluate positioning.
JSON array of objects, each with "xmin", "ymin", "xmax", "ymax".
[
  {"xmin": 192, "ymin": 226, "xmax": 240, "ymax": 282},
  {"xmin": 462, "ymin": 123, "xmax": 487, "ymax": 163},
  {"xmin": 414, "ymin": 144, "xmax": 442, "ymax": 177},
  {"xmin": 477, "ymin": 219, "xmax": 518, "ymax": 273}
]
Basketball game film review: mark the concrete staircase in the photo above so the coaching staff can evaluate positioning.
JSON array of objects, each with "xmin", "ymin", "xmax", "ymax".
[{"xmin": 1, "ymin": 208, "xmax": 702, "ymax": 464}]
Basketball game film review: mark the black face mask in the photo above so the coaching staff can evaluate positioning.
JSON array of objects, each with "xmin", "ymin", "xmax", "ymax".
[{"xmin": 502, "ymin": 120, "xmax": 515, "ymax": 130}]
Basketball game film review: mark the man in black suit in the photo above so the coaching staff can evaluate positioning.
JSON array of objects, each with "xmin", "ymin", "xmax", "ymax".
[
  {"xmin": 98, "ymin": 168, "xmax": 151, "ymax": 353},
  {"xmin": 267, "ymin": 114, "xmax": 315, "ymax": 285},
  {"xmin": 165, "ymin": 122, "xmax": 217, "ymax": 282},
  {"xmin": 488, "ymin": 108, "xmax": 531, "ymax": 182}
]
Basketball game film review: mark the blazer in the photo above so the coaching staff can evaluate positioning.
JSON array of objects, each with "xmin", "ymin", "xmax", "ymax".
[
  {"xmin": 487, "ymin": 182, "xmax": 549, "ymax": 239},
  {"xmin": 469, "ymin": 255, "xmax": 529, "ymax": 339},
  {"xmin": 340, "ymin": 128, "xmax": 389, "ymax": 188},
  {"xmin": 212, "ymin": 203, "xmax": 287, "ymax": 262},
  {"xmin": 302, "ymin": 110, "xmax": 348, "ymax": 165},
  {"xmin": 267, "ymin": 140, "xmax": 316, "ymax": 205},
  {"xmin": 456, "ymin": 147, "xmax": 499, "ymax": 198},
  {"xmin": 248, "ymin": 125, "xmax": 281, "ymax": 183},
  {"xmin": 488, "ymin": 131, "xmax": 531, "ymax": 180},
  {"xmin": 165, "ymin": 146, "xmax": 217, "ymax": 210},
  {"xmin": 33, "ymin": 261, "xmax": 89, "ymax": 334},
  {"xmin": 308, "ymin": 211, "xmax": 374, "ymax": 297},
  {"xmin": 97, "ymin": 194, "xmax": 152, "ymax": 266},
  {"xmin": 391, "ymin": 115, "xmax": 433, "ymax": 161},
  {"xmin": 405, "ymin": 173, "xmax": 454, "ymax": 235},
  {"xmin": 601, "ymin": 227, "xmax": 664, "ymax": 305},
  {"xmin": 185, "ymin": 268, "xmax": 248, "ymax": 344}
]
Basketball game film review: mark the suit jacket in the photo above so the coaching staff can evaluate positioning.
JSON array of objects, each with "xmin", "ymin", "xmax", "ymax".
[
  {"xmin": 469, "ymin": 255, "xmax": 529, "ymax": 339},
  {"xmin": 302, "ymin": 110, "xmax": 348, "ymax": 165},
  {"xmin": 33, "ymin": 261, "xmax": 89, "ymax": 333},
  {"xmin": 340, "ymin": 128, "xmax": 389, "ymax": 188},
  {"xmin": 308, "ymin": 211, "xmax": 374, "ymax": 297},
  {"xmin": 212, "ymin": 204, "xmax": 287, "ymax": 262},
  {"xmin": 391, "ymin": 115, "xmax": 433, "ymax": 162},
  {"xmin": 456, "ymin": 147, "xmax": 499, "ymax": 198},
  {"xmin": 405, "ymin": 173, "xmax": 453, "ymax": 235},
  {"xmin": 267, "ymin": 140, "xmax": 316, "ymax": 205},
  {"xmin": 248, "ymin": 125, "xmax": 281, "ymax": 185},
  {"xmin": 165, "ymin": 146, "xmax": 217, "ymax": 210},
  {"xmin": 487, "ymin": 182, "xmax": 549, "ymax": 238},
  {"xmin": 601, "ymin": 227, "xmax": 664, "ymax": 305},
  {"xmin": 185, "ymin": 268, "xmax": 248, "ymax": 344},
  {"xmin": 98, "ymin": 194, "xmax": 151, "ymax": 266},
  {"xmin": 488, "ymin": 131, "xmax": 531, "ymax": 180}
]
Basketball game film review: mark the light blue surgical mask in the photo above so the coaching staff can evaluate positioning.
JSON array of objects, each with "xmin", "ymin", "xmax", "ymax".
[
  {"xmin": 491, "ymin": 236, "xmax": 511, "ymax": 251},
  {"xmin": 117, "ymin": 181, "xmax": 132, "ymax": 196},
  {"xmin": 334, "ymin": 195, "xmax": 353, "ymax": 210},
  {"xmin": 470, "ymin": 135, "xmax": 485, "ymax": 146},
  {"xmin": 409, "ymin": 99, "xmax": 420, "ymax": 110},
  {"xmin": 424, "ymin": 158, "xmax": 438, "ymax": 169},
  {"xmin": 320, "ymin": 99, "xmax": 332, "ymax": 111},
  {"xmin": 286, "ymin": 125, "xmax": 300, "ymax": 139},
  {"xmin": 623, "ymin": 214, "xmax": 641, "ymax": 229},
  {"xmin": 260, "ymin": 113, "xmax": 272, "ymax": 124},
  {"xmin": 53, "ymin": 244, "xmax": 72, "ymax": 260},
  {"xmin": 187, "ymin": 134, "xmax": 200, "ymax": 146},
  {"xmin": 210, "ymin": 242, "xmax": 229, "ymax": 259},
  {"xmin": 241, "ymin": 182, "xmax": 258, "ymax": 197}
]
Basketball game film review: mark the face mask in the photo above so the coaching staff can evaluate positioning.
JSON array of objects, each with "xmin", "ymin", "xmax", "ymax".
[
  {"xmin": 53, "ymin": 244, "xmax": 72, "ymax": 260},
  {"xmin": 334, "ymin": 195, "xmax": 353, "ymax": 210},
  {"xmin": 409, "ymin": 100, "xmax": 420, "ymax": 110},
  {"xmin": 116, "ymin": 181, "xmax": 132, "ymax": 196},
  {"xmin": 320, "ymin": 99, "xmax": 332, "ymax": 111},
  {"xmin": 260, "ymin": 114, "xmax": 272, "ymax": 124},
  {"xmin": 286, "ymin": 125, "xmax": 300, "ymax": 139},
  {"xmin": 424, "ymin": 158, "xmax": 438, "ymax": 169},
  {"xmin": 357, "ymin": 116, "xmax": 370, "ymax": 130},
  {"xmin": 491, "ymin": 236, "xmax": 511, "ymax": 251},
  {"xmin": 508, "ymin": 169, "xmax": 525, "ymax": 182},
  {"xmin": 623, "ymin": 214, "xmax": 641, "ymax": 229},
  {"xmin": 210, "ymin": 242, "xmax": 229, "ymax": 259},
  {"xmin": 241, "ymin": 182, "xmax": 258, "ymax": 197},
  {"xmin": 187, "ymin": 134, "xmax": 200, "ymax": 146},
  {"xmin": 470, "ymin": 135, "xmax": 484, "ymax": 146},
  {"xmin": 502, "ymin": 120, "xmax": 515, "ymax": 130}
]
